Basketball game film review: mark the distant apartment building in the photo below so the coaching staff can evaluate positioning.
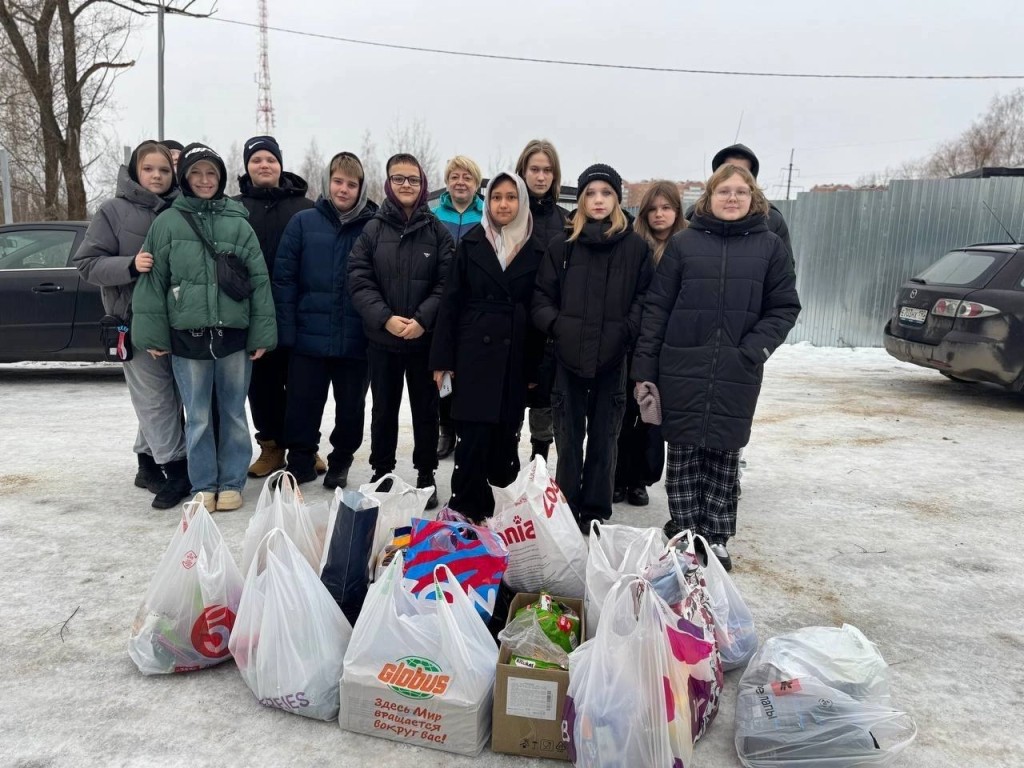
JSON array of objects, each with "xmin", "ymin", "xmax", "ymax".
[{"xmin": 622, "ymin": 180, "xmax": 705, "ymax": 210}]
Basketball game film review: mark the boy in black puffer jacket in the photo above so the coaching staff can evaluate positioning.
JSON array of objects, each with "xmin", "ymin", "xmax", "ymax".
[{"xmin": 348, "ymin": 153, "xmax": 455, "ymax": 509}]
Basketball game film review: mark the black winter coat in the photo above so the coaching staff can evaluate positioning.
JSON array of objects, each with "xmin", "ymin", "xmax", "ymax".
[
  {"xmin": 632, "ymin": 212, "xmax": 801, "ymax": 451},
  {"xmin": 235, "ymin": 171, "xmax": 314, "ymax": 276},
  {"xmin": 529, "ymin": 195, "xmax": 568, "ymax": 250},
  {"xmin": 273, "ymin": 197, "xmax": 378, "ymax": 359},
  {"xmin": 533, "ymin": 220, "xmax": 654, "ymax": 379},
  {"xmin": 430, "ymin": 226, "xmax": 546, "ymax": 424},
  {"xmin": 686, "ymin": 202, "xmax": 794, "ymax": 269},
  {"xmin": 347, "ymin": 198, "xmax": 455, "ymax": 351}
]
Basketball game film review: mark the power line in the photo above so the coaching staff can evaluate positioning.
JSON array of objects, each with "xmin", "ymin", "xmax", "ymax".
[{"xmin": 195, "ymin": 16, "xmax": 1024, "ymax": 81}]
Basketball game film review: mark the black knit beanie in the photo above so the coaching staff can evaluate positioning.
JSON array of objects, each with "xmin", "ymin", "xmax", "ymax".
[
  {"xmin": 160, "ymin": 139, "xmax": 185, "ymax": 153},
  {"xmin": 243, "ymin": 135, "xmax": 283, "ymax": 168},
  {"xmin": 577, "ymin": 163, "xmax": 623, "ymax": 202},
  {"xmin": 177, "ymin": 143, "xmax": 227, "ymax": 199}
]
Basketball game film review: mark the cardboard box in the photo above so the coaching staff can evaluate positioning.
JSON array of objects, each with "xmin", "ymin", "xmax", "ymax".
[{"xmin": 491, "ymin": 592, "xmax": 585, "ymax": 761}]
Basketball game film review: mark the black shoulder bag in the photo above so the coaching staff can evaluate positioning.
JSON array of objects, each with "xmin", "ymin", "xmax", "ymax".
[{"xmin": 178, "ymin": 210, "xmax": 253, "ymax": 302}]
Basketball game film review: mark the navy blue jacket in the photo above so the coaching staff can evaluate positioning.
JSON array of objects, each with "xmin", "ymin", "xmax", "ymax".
[{"xmin": 272, "ymin": 197, "xmax": 379, "ymax": 359}]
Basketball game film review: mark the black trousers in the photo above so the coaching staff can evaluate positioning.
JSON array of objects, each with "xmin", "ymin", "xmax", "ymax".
[
  {"xmin": 551, "ymin": 359, "xmax": 627, "ymax": 523},
  {"xmin": 283, "ymin": 353, "xmax": 369, "ymax": 472},
  {"xmin": 448, "ymin": 420, "xmax": 520, "ymax": 522},
  {"xmin": 367, "ymin": 345, "xmax": 438, "ymax": 476},
  {"xmin": 247, "ymin": 346, "xmax": 289, "ymax": 443},
  {"xmin": 615, "ymin": 379, "xmax": 665, "ymax": 489},
  {"xmin": 439, "ymin": 391, "xmax": 454, "ymax": 433}
]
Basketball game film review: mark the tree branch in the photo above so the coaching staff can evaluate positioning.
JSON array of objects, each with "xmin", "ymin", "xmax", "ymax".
[
  {"xmin": 72, "ymin": 0, "xmax": 215, "ymax": 19},
  {"xmin": 76, "ymin": 59, "xmax": 134, "ymax": 90}
]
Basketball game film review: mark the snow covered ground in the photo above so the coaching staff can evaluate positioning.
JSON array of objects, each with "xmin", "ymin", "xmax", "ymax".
[{"xmin": 1, "ymin": 344, "xmax": 1021, "ymax": 767}]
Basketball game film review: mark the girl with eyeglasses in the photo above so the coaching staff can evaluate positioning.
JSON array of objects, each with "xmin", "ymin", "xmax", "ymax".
[
  {"xmin": 348, "ymin": 153, "xmax": 455, "ymax": 508},
  {"xmin": 632, "ymin": 164, "xmax": 800, "ymax": 571}
]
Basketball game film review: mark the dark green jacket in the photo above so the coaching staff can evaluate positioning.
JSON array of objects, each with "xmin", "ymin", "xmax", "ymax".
[{"xmin": 131, "ymin": 195, "xmax": 277, "ymax": 354}]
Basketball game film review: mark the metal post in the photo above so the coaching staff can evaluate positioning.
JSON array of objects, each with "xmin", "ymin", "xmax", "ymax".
[
  {"xmin": 0, "ymin": 149, "xmax": 13, "ymax": 224},
  {"xmin": 124, "ymin": 145, "xmax": 132, "ymax": 166},
  {"xmin": 157, "ymin": 2, "xmax": 165, "ymax": 140},
  {"xmin": 785, "ymin": 148, "xmax": 795, "ymax": 201}
]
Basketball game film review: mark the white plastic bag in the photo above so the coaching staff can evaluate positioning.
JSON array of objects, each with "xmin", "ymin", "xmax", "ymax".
[
  {"xmin": 241, "ymin": 470, "xmax": 324, "ymax": 576},
  {"xmin": 229, "ymin": 528, "xmax": 353, "ymax": 721},
  {"xmin": 584, "ymin": 521, "xmax": 666, "ymax": 639},
  {"xmin": 128, "ymin": 494, "xmax": 243, "ymax": 675},
  {"xmin": 675, "ymin": 531, "xmax": 758, "ymax": 670},
  {"xmin": 488, "ymin": 456, "xmax": 588, "ymax": 598},
  {"xmin": 338, "ymin": 554, "xmax": 497, "ymax": 756},
  {"xmin": 358, "ymin": 473, "xmax": 433, "ymax": 578},
  {"xmin": 564, "ymin": 576, "xmax": 693, "ymax": 768},
  {"xmin": 736, "ymin": 625, "xmax": 916, "ymax": 767}
]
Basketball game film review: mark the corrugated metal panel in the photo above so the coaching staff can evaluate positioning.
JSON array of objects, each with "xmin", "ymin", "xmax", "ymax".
[{"xmin": 773, "ymin": 177, "xmax": 1024, "ymax": 347}]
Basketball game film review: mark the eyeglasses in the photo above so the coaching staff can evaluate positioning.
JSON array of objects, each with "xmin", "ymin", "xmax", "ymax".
[
  {"xmin": 714, "ymin": 188, "xmax": 751, "ymax": 200},
  {"xmin": 389, "ymin": 174, "xmax": 422, "ymax": 188}
]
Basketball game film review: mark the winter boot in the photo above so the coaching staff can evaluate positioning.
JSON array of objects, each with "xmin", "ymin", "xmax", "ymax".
[
  {"xmin": 417, "ymin": 471, "xmax": 439, "ymax": 510},
  {"xmin": 324, "ymin": 464, "xmax": 350, "ymax": 490},
  {"xmin": 627, "ymin": 487, "xmax": 649, "ymax": 506},
  {"xmin": 369, "ymin": 470, "xmax": 394, "ymax": 492},
  {"xmin": 215, "ymin": 490, "xmax": 243, "ymax": 512},
  {"xmin": 286, "ymin": 450, "xmax": 318, "ymax": 485},
  {"xmin": 248, "ymin": 439, "xmax": 286, "ymax": 478},
  {"xmin": 531, "ymin": 440, "xmax": 550, "ymax": 461},
  {"xmin": 152, "ymin": 458, "xmax": 192, "ymax": 510},
  {"xmin": 314, "ymin": 453, "xmax": 328, "ymax": 475},
  {"xmin": 135, "ymin": 453, "xmax": 165, "ymax": 494},
  {"xmin": 437, "ymin": 427, "xmax": 456, "ymax": 460}
]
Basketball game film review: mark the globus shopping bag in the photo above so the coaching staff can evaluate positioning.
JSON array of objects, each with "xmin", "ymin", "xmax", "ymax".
[
  {"xmin": 675, "ymin": 531, "xmax": 758, "ymax": 670},
  {"xmin": 128, "ymin": 494, "xmax": 243, "ymax": 674},
  {"xmin": 564, "ymin": 576, "xmax": 693, "ymax": 768},
  {"xmin": 488, "ymin": 456, "xmax": 587, "ymax": 598},
  {"xmin": 584, "ymin": 521, "xmax": 666, "ymax": 639},
  {"xmin": 241, "ymin": 470, "xmax": 326, "ymax": 576},
  {"xmin": 229, "ymin": 528, "xmax": 353, "ymax": 721},
  {"xmin": 338, "ymin": 555, "xmax": 497, "ymax": 756},
  {"xmin": 358, "ymin": 473, "xmax": 434, "ymax": 579},
  {"xmin": 736, "ymin": 625, "xmax": 917, "ymax": 767},
  {"xmin": 643, "ymin": 543, "xmax": 725, "ymax": 743},
  {"xmin": 320, "ymin": 488, "xmax": 380, "ymax": 625},
  {"xmin": 402, "ymin": 517, "xmax": 509, "ymax": 622}
]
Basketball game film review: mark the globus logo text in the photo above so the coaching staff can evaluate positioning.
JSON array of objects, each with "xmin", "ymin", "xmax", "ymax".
[{"xmin": 378, "ymin": 657, "xmax": 450, "ymax": 699}]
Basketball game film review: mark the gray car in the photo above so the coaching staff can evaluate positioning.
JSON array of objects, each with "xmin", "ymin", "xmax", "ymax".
[{"xmin": 883, "ymin": 242, "xmax": 1024, "ymax": 391}]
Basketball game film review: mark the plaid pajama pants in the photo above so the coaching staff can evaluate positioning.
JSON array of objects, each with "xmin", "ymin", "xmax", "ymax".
[{"xmin": 665, "ymin": 443, "xmax": 741, "ymax": 544}]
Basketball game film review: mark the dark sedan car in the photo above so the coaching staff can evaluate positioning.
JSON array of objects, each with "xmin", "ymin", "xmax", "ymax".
[
  {"xmin": 883, "ymin": 243, "xmax": 1024, "ymax": 391},
  {"xmin": 0, "ymin": 221, "xmax": 105, "ymax": 362}
]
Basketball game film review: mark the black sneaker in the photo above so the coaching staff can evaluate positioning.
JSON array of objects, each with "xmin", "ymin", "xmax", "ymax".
[
  {"xmin": 323, "ymin": 465, "xmax": 349, "ymax": 490},
  {"xmin": 417, "ymin": 472, "xmax": 438, "ymax": 510},
  {"xmin": 627, "ymin": 487, "xmax": 649, "ymax": 506},
  {"xmin": 370, "ymin": 471, "xmax": 393, "ymax": 492},
  {"xmin": 710, "ymin": 542, "xmax": 733, "ymax": 572},
  {"xmin": 437, "ymin": 429, "xmax": 456, "ymax": 460},
  {"xmin": 612, "ymin": 486, "xmax": 626, "ymax": 504},
  {"xmin": 663, "ymin": 518, "xmax": 685, "ymax": 541}
]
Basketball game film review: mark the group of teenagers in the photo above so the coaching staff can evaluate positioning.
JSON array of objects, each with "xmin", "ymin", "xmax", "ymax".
[{"xmin": 75, "ymin": 134, "xmax": 800, "ymax": 571}]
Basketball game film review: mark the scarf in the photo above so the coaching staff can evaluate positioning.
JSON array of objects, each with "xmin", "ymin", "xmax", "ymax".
[{"xmin": 482, "ymin": 172, "xmax": 533, "ymax": 270}]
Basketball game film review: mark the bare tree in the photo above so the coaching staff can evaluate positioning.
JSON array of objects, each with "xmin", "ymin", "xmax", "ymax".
[
  {"xmin": 922, "ymin": 88, "xmax": 1024, "ymax": 177},
  {"xmin": 297, "ymin": 137, "xmax": 323, "ymax": 201},
  {"xmin": 0, "ymin": 0, "xmax": 214, "ymax": 220},
  {"xmin": 386, "ymin": 117, "xmax": 440, "ymax": 192},
  {"xmin": 359, "ymin": 129, "xmax": 383, "ymax": 204}
]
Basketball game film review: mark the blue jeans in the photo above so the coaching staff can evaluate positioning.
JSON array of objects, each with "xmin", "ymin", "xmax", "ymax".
[{"xmin": 171, "ymin": 351, "xmax": 253, "ymax": 494}]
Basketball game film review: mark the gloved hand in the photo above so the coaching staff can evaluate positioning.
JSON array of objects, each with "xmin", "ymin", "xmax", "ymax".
[{"xmin": 634, "ymin": 381, "xmax": 662, "ymax": 425}]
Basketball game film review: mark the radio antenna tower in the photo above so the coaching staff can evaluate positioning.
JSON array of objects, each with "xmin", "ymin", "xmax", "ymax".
[{"xmin": 256, "ymin": 0, "xmax": 275, "ymax": 132}]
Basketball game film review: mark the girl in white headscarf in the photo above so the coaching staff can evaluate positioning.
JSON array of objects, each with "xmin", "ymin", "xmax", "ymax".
[{"xmin": 429, "ymin": 172, "xmax": 547, "ymax": 521}]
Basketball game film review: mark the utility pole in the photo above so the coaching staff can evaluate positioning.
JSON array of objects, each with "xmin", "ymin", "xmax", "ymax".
[
  {"xmin": 785, "ymin": 148, "xmax": 795, "ymax": 200},
  {"xmin": 256, "ymin": 0, "xmax": 275, "ymax": 133},
  {"xmin": 1, "ymin": 149, "xmax": 13, "ymax": 224},
  {"xmin": 157, "ymin": 2, "xmax": 165, "ymax": 140}
]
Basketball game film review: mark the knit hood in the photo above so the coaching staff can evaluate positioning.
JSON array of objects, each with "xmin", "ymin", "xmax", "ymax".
[{"xmin": 320, "ymin": 151, "xmax": 369, "ymax": 225}]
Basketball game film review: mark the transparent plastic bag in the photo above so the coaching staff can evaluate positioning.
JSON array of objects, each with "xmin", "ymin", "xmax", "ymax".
[
  {"xmin": 358, "ymin": 473, "xmax": 433, "ymax": 579},
  {"xmin": 242, "ymin": 470, "xmax": 323, "ymax": 575},
  {"xmin": 128, "ymin": 494, "xmax": 243, "ymax": 675},
  {"xmin": 229, "ymin": 528, "xmax": 353, "ymax": 721},
  {"xmin": 585, "ymin": 521, "xmax": 666, "ymax": 640}
]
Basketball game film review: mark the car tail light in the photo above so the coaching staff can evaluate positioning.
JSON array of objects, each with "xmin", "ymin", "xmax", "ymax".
[{"xmin": 930, "ymin": 298, "xmax": 1000, "ymax": 319}]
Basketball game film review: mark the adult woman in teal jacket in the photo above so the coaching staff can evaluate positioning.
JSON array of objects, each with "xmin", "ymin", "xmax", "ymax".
[{"xmin": 132, "ymin": 143, "xmax": 277, "ymax": 512}]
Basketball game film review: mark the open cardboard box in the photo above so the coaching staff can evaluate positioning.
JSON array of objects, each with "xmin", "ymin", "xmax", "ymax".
[{"xmin": 491, "ymin": 592, "xmax": 585, "ymax": 761}]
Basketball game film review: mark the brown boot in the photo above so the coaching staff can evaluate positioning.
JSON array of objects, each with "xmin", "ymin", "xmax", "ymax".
[
  {"xmin": 248, "ymin": 439, "xmax": 286, "ymax": 478},
  {"xmin": 314, "ymin": 453, "xmax": 327, "ymax": 475}
]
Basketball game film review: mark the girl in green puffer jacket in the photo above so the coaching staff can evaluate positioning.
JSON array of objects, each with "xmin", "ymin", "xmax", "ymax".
[{"xmin": 132, "ymin": 143, "xmax": 277, "ymax": 512}]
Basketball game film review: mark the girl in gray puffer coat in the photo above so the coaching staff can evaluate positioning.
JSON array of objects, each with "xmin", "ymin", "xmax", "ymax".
[{"xmin": 73, "ymin": 141, "xmax": 190, "ymax": 510}]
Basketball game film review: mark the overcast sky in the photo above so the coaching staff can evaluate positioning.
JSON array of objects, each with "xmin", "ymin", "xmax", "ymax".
[{"xmin": 108, "ymin": 0, "xmax": 1022, "ymax": 198}]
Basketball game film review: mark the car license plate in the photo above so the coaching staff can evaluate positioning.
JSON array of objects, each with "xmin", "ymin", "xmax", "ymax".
[{"xmin": 899, "ymin": 306, "xmax": 928, "ymax": 325}]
